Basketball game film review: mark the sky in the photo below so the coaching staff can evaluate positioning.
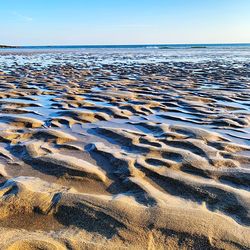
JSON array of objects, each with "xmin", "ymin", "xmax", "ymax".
[{"xmin": 0, "ymin": 0, "xmax": 250, "ymax": 46}]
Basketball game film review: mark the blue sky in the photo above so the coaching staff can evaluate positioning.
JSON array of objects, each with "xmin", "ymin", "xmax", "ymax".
[{"xmin": 0, "ymin": 0, "xmax": 249, "ymax": 45}]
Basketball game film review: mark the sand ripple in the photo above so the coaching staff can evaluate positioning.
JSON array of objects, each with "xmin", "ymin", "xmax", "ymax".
[{"xmin": 0, "ymin": 52, "xmax": 249, "ymax": 249}]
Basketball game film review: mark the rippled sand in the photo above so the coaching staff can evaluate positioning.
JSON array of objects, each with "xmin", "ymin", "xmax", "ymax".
[{"xmin": 0, "ymin": 49, "xmax": 250, "ymax": 249}]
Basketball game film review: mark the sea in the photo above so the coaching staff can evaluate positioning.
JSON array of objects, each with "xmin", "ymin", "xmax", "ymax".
[
  {"xmin": 0, "ymin": 43, "xmax": 250, "ymax": 69},
  {"xmin": 1, "ymin": 43, "xmax": 250, "ymax": 50}
]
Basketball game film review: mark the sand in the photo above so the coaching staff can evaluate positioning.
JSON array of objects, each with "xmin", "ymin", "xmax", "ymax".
[{"xmin": 0, "ymin": 49, "xmax": 249, "ymax": 249}]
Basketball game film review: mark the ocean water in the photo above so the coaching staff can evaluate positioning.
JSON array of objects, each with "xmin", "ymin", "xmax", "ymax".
[
  {"xmin": 0, "ymin": 44, "xmax": 250, "ymax": 70},
  {"xmin": 1, "ymin": 43, "xmax": 250, "ymax": 50}
]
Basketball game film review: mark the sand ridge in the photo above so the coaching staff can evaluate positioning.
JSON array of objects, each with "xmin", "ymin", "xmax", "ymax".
[{"xmin": 0, "ymin": 50, "xmax": 249, "ymax": 249}]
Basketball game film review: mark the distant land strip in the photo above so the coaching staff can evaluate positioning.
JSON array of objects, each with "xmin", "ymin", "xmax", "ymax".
[{"xmin": 0, "ymin": 45, "xmax": 19, "ymax": 48}]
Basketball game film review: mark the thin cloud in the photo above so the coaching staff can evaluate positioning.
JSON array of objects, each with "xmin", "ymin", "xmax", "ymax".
[
  {"xmin": 113, "ymin": 24, "xmax": 154, "ymax": 28},
  {"xmin": 11, "ymin": 11, "xmax": 33, "ymax": 22},
  {"xmin": 94, "ymin": 24, "xmax": 154, "ymax": 29}
]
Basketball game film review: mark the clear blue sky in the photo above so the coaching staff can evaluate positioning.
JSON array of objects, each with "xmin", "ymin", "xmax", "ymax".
[{"xmin": 0, "ymin": 0, "xmax": 249, "ymax": 45}]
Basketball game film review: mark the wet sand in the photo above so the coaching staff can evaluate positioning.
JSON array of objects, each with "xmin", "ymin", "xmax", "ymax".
[{"xmin": 0, "ymin": 49, "xmax": 250, "ymax": 249}]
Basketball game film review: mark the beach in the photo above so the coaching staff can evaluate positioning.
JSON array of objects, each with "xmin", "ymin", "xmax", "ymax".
[{"xmin": 0, "ymin": 46, "xmax": 250, "ymax": 249}]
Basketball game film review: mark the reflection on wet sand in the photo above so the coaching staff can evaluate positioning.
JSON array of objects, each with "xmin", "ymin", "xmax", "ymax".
[{"xmin": 0, "ymin": 48, "xmax": 250, "ymax": 249}]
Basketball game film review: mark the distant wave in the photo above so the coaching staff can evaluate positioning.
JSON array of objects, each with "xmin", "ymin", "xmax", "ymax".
[
  {"xmin": 1, "ymin": 43, "xmax": 250, "ymax": 51},
  {"xmin": 145, "ymin": 46, "xmax": 160, "ymax": 49}
]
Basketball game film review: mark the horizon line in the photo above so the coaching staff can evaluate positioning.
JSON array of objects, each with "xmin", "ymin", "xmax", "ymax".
[{"xmin": 3, "ymin": 42, "xmax": 250, "ymax": 48}]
